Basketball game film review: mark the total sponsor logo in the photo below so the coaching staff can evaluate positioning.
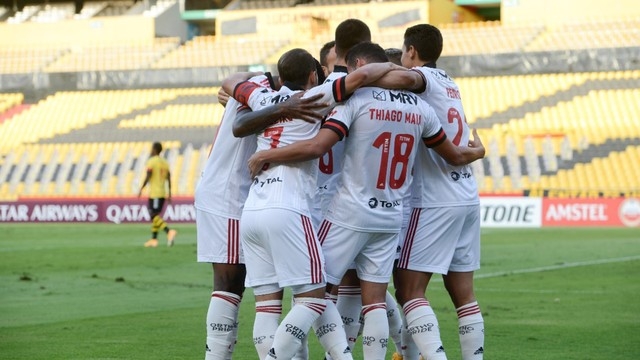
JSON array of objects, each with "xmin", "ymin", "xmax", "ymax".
[{"xmin": 367, "ymin": 197, "xmax": 401, "ymax": 209}]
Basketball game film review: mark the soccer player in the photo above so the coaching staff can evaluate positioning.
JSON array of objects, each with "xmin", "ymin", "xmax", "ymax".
[
  {"xmin": 378, "ymin": 24, "xmax": 487, "ymax": 360},
  {"xmin": 385, "ymin": 48, "xmax": 403, "ymax": 66},
  {"xmin": 138, "ymin": 141, "xmax": 177, "ymax": 248},
  {"xmin": 319, "ymin": 40, "xmax": 337, "ymax": 77},
  {"xmin": 195, "ymin": 73, "xmax": 329, "ymax": 360},
  {"xmin": 229, "ymin": 47, "xmax": 402, "ymax": 360},
  {"xmin": 247, "ymin": 42, "xmax": 485, "ymax": 360}
]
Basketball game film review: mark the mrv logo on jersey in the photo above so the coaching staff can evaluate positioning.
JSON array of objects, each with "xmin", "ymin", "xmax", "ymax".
[{"xmin": 368, "ymin": 197, "xmax": 401, "ymax": 209}]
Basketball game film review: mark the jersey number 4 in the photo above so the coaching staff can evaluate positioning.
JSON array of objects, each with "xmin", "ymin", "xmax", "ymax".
[{"xmin": 373, "ymin": 132, "xmax": 414, "ymax": 189}]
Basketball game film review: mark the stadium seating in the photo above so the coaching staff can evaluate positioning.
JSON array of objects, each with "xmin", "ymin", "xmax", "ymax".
[
  {"xmin": 526, "ymin": 17, "xmax": 640, "ymax": 51},
  {"xmin": 153, "ymin": 35, "xmax": 290, "ymax": 68},
  {"xmin": 1, "ymin": 7, "xmax": 639, "ymax": 197},
  {"xmin": 44, "ymin": 38, "xmax": 181, "ymax": 72}
]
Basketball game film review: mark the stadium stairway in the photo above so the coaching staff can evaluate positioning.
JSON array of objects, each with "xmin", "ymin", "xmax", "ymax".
[
  {"xmin": 471, "ymin": 76, "xmax": 640, "ymax": 129},
  {"xmin": 488, "ymin": 137, "xmax": 640, "ymax": 178}
]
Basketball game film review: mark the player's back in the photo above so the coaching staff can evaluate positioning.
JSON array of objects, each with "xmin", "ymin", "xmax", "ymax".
[
  {"xmin": 244, "ymin": 85, "xmax": 321, "ymax": 216},
  {"xmin": 194, "ymin": 97, "xmax": 258, "ymax": 218},
  {"xmin": 412, "ymin": 66, "xmax": 479, "ymax": 207},
  {"xmin": 325, "ymin": 87, "xmax": 442, "ymax": 232},
  {"xmin": 146, "ymin": 155, "xmax": 169, "ymax": 198}
]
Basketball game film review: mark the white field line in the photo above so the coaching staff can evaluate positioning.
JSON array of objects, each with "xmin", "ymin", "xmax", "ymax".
[{"xmin": 475, "ymin": 255, "xmax": 640, "ymax": 280}]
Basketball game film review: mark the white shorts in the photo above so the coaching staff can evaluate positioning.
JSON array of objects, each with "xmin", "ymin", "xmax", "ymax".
[
  {"xmin": 318, "ymin": 220, "xmax": 398, "ymax": 284},
  {"xmin": 398, "ymin": 205, "xmax": 481, "ymax": 274},
  {"xmin": 196, "ymin": 209, "xmax": 243, "ymax": 264},
  {"xmin": 241, "ymin": 208, "xmax": 326, "ymax": 289}
]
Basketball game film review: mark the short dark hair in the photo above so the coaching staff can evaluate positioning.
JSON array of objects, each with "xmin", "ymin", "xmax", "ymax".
[
  {"xmin": 277, "ymin": 48, "xmax": 317, "ymax": 86},
  {"xmin": 152, "ymin": 142, "xmax": 163, "ymax": 154},
  {"xmin": 335, "ymin": 19, "xmax": 371, "ymax": 58},
  {"xmin": 384, "ymin": 48, "xmax": 402, "ymax": 66},
  {"xmin": 319, "ymin": 40, "xmax": 335, "ymax": 67},
  {"xmin": 403, "ymin": 24, "xmax": 443, "ymax": 63},
  {"xmin": 345, "ymin": 42, "xmax": 388, "ymax": 69}
]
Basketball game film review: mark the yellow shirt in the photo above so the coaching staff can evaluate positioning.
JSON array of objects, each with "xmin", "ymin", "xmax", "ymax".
[{"xmin": 145, "ymin": 155, "xmax": 170, "ymax": 198}]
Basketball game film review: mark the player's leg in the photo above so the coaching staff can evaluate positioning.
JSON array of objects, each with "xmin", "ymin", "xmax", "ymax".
[
  {"xmin": 313, "ymin": 220, "xmax": 360, "ymax": 360},
  {"xmin": 443, "ymin": 205, "xmax": 483, "ymax": 360},
  {"xmin": 336, "ymin": 270, "xmax": 362, "ymax": 352},
  {"xmin": 396, "ymin": 207, "xmax": 457, "ymax": 360},
  {"xmin": 197, "ymin": 211, "xmax": 246, "ymax": 360},
  {"xmin": 144, "ymin": 198, "xmax": 160, "ymax": 247},
  {"xmin": 253, "ymin": 286, "xmax": 285, "ymax": 359},
  {"xmin": 268, "ymin": 212, "xmax": 344, "ymax": 359},
  {"xmin": 355, "ymin": 231, "xmax": 398, "ymax": 360},
  {"xmin": 240, "ymin": 209, "xmax": 282, "ymax": 359}
]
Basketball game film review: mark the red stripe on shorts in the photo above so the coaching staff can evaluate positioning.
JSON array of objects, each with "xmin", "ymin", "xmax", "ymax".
[
  {"xmin": 301, "ymin": 215, "xmax": 323, "ymax": 284},
  {"xmin": 317, "ymin": 220, "xmax": 331, "ymax": 245},
  {"xmin": 398, "ymin": 208, "xmax": 421, "ymax": 269},
  {"xmin": 227, "ymin": 218, "xmax": 240, "ymax": 264}
]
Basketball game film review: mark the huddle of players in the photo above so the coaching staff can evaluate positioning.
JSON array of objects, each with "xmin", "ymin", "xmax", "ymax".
[{"xmin": 195, "ymin": 18, "xmax": 486, "ymax": 360}]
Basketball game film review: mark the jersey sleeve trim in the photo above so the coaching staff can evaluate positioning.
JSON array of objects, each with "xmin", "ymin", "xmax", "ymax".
[
  {"xmin": 332, "ymin": 76, "xmax": 351, "ymax": 102},
  {"xmin": 322, "ymin": 119, "xmax": 348, "ymax": 140},
  {"xmin": 423, "ymin": 128, "xmax": 447, "ymax": 148},
  {"xmin": 411, "ymin": 69, "xmax": 427, "ymax": 94},
  {"xmin": 233, "ymin": 81, "xmax": 262, "ymax": 107}
]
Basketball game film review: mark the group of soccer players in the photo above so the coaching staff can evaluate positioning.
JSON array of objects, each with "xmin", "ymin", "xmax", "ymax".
[{"xmin": 194, "ymin": 18, "xmax": 486, "ymax": 360}]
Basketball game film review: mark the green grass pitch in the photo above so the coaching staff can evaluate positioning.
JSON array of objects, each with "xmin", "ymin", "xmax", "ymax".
[{"xmin": 1, "ymin": 223, "xmax": 639, "ymax": 359}]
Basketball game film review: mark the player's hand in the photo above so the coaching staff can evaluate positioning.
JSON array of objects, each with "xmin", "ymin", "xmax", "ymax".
[
  {"xmin": 468, "ymin": 129, "xmax": 486, "ymax": 157},
  {"xmin": 278, "ymin": 92, "xmax": 328, "ymax": 124},
  {"xmin": 218, "ymin": 88, "xmax": 230, "ymax": 107},
  {"xmin": 248, "ymin": 151, "xmax": 268, "ymax": 178}
]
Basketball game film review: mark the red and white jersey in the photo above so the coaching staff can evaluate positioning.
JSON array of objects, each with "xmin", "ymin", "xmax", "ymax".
[
  {"xmin": 316, "ymin": 67, "xmax": 348, "ymax": 211},
  {"xmin": 233, "ymin": 78, "xmax": 349, "ymax": 216},
  {"xmin": 411, "ymin": 66, "xmax": 479, "ymax": 208},
  {"xmin": 194, "ymin": 75, "xmax": 271, "ymax": 218},
  {"xmin": 323, "ymin": 87, "xmax": 446, "ymax": 232}
]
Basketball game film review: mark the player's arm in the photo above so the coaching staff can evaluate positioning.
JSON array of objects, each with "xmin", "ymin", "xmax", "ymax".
[
  {"xmin": 232, "ymin": 92, "xmax": 328, "ymax": 138},
  {"xmin": 221, "ymin": 71, "xmax": 263, "ymax": 96},
  {"xmin": 426, "ymin": 128, "xmax": 485, "ymax": 166},
  {"xmin": 166, "ymin": 170, "xmax": 172, "ymax": 203},
  {"xmin": 372, "ymin": 68, "xmax": 426, "ymax": 92},
  {"xmin": 247, "ymin": 129, "xmax": 340, "ymax": 177},
  {"xmin": 342, "ymin": 62, "xmax": 405, "ymax": 95},
  {"xmin": 138, "ymin": 169, "xmax": 151, "ymax": 197},
  {"xmin": 217, "ymin": 88, "xmax": 230, "ymax": 107}
]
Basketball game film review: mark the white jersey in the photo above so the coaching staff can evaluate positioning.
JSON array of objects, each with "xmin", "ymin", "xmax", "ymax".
[
  {"xmin": 194, "ymin": 75, "xmax": 271, "ymax": 218},
  {"xmin": 233, "ymin": 77, "xmax": 350, "ymax": 216},
  {"xmin": 323, "ymin": 87, "xmax": 445, "ymax": 232},
  {"xmin": 411, "ymin": 66, "xmax": 480, "ymax": 207},
  {"xmin": 316, "ymin": 67, "xmax": 348, "ymax": 212}
]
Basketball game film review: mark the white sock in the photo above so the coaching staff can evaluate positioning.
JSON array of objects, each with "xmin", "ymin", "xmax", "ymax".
[
  {"xmin": 336, "ymin": 286, "xmax": 362, "ymax": 350},
  {"xmin": 254, "ymin": 300, "xmax": 282, "ymax": 359},
  {"xmin": 385, "ymin": 291, "xmax": 403, "ymax": 354},
  {"xmin": 403, "ymin": 299, "xmax": 447, "ymax": 360},
  {"xmin": 292, "ymin": 296, "xmax": 309, "ymax": 360},
  {"xmin": 205, "ymin": 291, "xmax": 241, "ymax": 360},
  {"xmin": 361, "ymin": 303, "xmax": 389, "ymax": 359},
  {"xmin": 312, "ymin": 299, "xmax": 353, "ymax": 360},
  {"xmin": 400, "ymin": 308, "xmax": 420, "ymax": 360},
  {"xmin": 267, "ymin": 297, "xmax": 326, "ymax": 360},
  {"xmin": 457, "ymin": 302, "xmax": 484, "ymax": 360}
]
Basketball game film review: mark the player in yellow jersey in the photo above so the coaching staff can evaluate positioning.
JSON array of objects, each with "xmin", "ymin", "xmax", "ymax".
[{"xmin": 138, "ymin": 142, "xmax": 177, "ymax": 247}]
